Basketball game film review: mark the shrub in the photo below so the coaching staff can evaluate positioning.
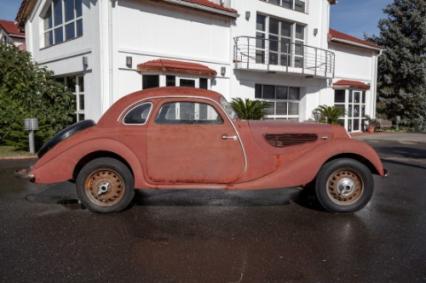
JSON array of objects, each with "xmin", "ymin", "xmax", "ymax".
[
  {"xmin": 231, "ymin": 98, "xmax": 268, "ymax": 120},
  {"xmin": 0, "ymin": 44, "xmax": 74, "ymax": 150}
]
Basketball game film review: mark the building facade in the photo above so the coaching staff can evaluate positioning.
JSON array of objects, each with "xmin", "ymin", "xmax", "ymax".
[{"xmin": 17, "ymin": 0, "xmax": 380, "ymax": 132}]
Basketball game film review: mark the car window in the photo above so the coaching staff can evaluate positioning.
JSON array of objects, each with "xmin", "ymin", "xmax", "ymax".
[
  {"xmin": 156, "ymin": 102, "xmax": 223, "ymax": 124},
  {"xmin": 123, "ymin": 103, "xmax": 152, "ymax": 124}
]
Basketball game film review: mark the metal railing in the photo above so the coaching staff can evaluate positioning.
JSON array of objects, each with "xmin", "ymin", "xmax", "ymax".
[{"xmin": 233, "ymin": 36, "xmax": 335, "ymax": 78}]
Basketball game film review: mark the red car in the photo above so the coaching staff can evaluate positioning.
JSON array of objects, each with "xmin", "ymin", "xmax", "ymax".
[{"xmin": 20, "ymin": 87, "xmax": 386, "ymax": 213}]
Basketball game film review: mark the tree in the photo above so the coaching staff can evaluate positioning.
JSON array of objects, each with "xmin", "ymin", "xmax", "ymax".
[
  {"xmin": 313, "ymin": 105, "xmax": 344, "ymax": 125},
  {"xmin": 231, "ymin": 98, "xmax": 268, "ymax": 120},
  {"xmin": 0, "ymin": 43, "xmax": 74, "ymax": 150},
  {"xmin": 374, "ymin": 0, "xmax": 426, "ymax": 130}
]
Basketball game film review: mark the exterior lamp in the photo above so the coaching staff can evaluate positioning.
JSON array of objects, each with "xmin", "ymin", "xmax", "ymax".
[
  {"xmin": 221, "ymin": 66, "xmax": 226, "ymax": 76},
  {"xmin": 82, "ymin": 56, "xmax": 88, "ymax": 70},
  {"xmin": 126, "ymin": 56, "xmax": 133, "ymax": 68},
  {"xmin": 24, "ymin": 118, "xmax": 39, "ymax": 154},
  {"xmin": 245, "ymin": 11, "xmax": 251, "ymax": 21}
]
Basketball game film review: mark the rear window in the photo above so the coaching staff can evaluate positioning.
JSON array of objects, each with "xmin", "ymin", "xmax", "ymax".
[{"xmin": 123, "ymin": 103, "xmax": 152, "ymax": 124}]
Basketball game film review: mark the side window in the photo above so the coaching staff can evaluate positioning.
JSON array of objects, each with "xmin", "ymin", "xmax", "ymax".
[
  {"xmin": 156, "ymin": 102, "xmax": 223, "ymax": 124},
  {"xmin": 123, "ymin": 103, "xmax": 152, "ymax": 124}
]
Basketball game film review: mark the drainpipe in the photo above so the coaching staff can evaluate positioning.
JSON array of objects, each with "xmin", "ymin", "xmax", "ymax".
[{"xmin": 373, "ymin": 49, "xmax": 384, "ymax": 119}]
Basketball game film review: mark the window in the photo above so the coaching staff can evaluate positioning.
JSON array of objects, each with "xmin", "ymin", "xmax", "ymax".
[
  {"xmin": 256, "ymin": 14, "xmax": 305, "ymax": 67},
  {"xmin": 199, "ymin": 78, "xmax": 208, "ymax": 89},
  {"xmin": 43, "ymin": 0, "xmax": 83, "ymax": 47},
  {"xmin": 180, "ymin": 79, "xmax": 196, "ymax": 87},
  {"xmin": 166, "ymin": 75, "xmax": 176, "ymax": 87},
  {"xmin": 143, "ymin": 75, "xmax": 159, "ymax": 89},
  {"xmin": 123, "ymin": 103, "xmax": 152, "ymax": 124},
  {"xmin": 255, "ymin": 84, "xmax": 301, "ymax": 120},
  {"xmin": 156, "ymin": 102, "xmax": 223, "ymax": 124},
  {"xmin": 261, "ymin": 0, "xmax": 306, "ymax": 13},
  {"xmin": 55, "ymin": 74, "xmax": 85, "ymax": 123}
]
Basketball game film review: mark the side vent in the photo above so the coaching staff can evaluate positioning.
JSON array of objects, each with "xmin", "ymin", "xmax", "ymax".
[{"xmin": 264, "ymin": 133, "xmax": 318, "ymax": 148}]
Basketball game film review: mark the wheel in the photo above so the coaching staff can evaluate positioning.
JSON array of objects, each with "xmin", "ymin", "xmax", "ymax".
[
  {"xmin": 315, "ymin": 158, "xmax": 374, "ymax": 213},
  {"xmin": 38, "ymin": 120, "xmax": 95, "ymax": 158},
  {"xmin": 76, "ymin": 157, "xmax": 135, "ymax": 213}
]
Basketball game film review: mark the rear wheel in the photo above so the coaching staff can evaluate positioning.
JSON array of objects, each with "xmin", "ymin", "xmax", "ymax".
[
  {"xmin": 315, "ymin": 158, "xmax": 374, "ymax": 213},
  {"xmin": 76, "ymin": 158, "xmax": 135, "ymax": 213}
]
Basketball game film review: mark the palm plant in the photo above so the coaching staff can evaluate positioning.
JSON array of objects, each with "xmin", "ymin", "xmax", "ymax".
[
  {"xmin": 231, "ymin": 98, "xmax": 268, "ymax": 120},
  {"xmin": 314, "ymin": 105, "xmax": 344, "ymax": 125}
]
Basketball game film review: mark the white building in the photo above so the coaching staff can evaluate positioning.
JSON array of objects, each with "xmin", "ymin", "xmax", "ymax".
[
  {"xmin": 0, "ymin": 20, "xmax": 26, "ymax": 49},
  {"xmin": 16, "ymin": 0, "xmax": 381, "ymax": 132}
]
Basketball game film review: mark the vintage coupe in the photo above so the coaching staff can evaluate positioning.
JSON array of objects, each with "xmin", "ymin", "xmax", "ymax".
[{"xmin": 21, "ymin": 87, "xmax": 386, "ymax": 213}]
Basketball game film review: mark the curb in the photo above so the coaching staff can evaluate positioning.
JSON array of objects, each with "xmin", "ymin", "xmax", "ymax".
[{"xmin": 0, "ymin": 156, "xmax": 37, "ymax": 160}]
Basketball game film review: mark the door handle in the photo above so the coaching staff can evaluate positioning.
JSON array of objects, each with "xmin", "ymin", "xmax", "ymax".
[{"xmin": 222, "ymin": 135, "xmax": 238, "ymax": 141}]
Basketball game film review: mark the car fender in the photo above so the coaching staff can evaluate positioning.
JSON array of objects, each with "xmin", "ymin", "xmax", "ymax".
[
  {"xmin": 232, "ymin": 138, "xmax": 384, "ymax": 190},
  {"xmin": 31, "ymin": 138, "xmax": 146, "ymax": 187}
]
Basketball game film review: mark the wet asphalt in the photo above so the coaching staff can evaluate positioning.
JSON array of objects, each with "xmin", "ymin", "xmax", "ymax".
[{"xmin": 0, "ymin": 137, "xmax": 425, "ymax": 283}]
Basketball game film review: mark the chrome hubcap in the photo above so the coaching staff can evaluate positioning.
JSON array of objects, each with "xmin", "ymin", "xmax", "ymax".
[{"xmin": 326, "ymin": 169, "xmax": 364, "ymax": 206}]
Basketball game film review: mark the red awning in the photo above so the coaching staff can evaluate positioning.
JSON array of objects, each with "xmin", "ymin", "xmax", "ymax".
[
  {"xmin": 333, "ymin": 80, "xmax": 370, "ymax": 90},
  {"xmin": 137, "ymin": 59, "xmax": 217, "ymax": 77}
]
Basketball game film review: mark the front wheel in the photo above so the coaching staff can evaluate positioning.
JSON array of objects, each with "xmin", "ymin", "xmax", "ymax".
[
  {"xmin": 76, "ymin": 157, "xmax": 135, "ymax": 213},
  {"xmin": 315, "ymin": 158, "xmax": 374, "ymax": 213}
]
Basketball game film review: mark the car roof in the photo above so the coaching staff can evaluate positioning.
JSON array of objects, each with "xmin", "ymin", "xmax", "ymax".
[{"xmin": 98, "ymin": 87, "xmax": 224, "ymax": 126}]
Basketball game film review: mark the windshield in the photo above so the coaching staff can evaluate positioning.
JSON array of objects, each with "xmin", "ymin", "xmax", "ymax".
[{"xmin": 220, "ymin": 96, "xmax": 238, "ymax": 120}]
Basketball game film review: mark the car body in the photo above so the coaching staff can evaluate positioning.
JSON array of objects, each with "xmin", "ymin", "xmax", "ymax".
[{"xmin": 23, "ymin": 87, "xmax": 386, "ymax": 213}]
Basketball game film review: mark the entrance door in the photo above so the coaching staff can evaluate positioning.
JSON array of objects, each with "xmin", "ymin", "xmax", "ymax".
[
  {"xmin": 146, "ymin": 99, "xmax": 245, "ymax": 184},
  {"xmin": 335, "ymin": 89, "xmax": 366, "ymax": 132}
]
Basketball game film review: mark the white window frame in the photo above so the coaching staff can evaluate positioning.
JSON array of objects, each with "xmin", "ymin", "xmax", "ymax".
[
  {"xmin": 42, "ymin": 0, "xmax": 83, "ymax": 48},
  {"xmin": 255, "ymin": 84, "xmax": 301, "ymax": 120},
  {"xmin": 261, "ymin": 0, "xmax": 307, "ymax": 14},
  {"xmin": 335, "ymin": 89, "xmax": 367, "ymax": 132}
]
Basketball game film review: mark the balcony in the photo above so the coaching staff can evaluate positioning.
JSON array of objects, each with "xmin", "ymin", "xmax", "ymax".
[{"xmin": 233, "ymin": 36, "xmax": 335, "ymax": 79}]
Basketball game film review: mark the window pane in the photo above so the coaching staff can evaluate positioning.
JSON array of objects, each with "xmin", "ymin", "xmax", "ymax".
[
  {"xmin": 53, "ymin": 0, "xmax": 63, "ymax": 26},
  {"xmin": 269, "ymin": 52, "xmax": 278, "ymax": 65},
  {"xmin": 288, "ymin": 102, "xmax": 299, "ymax": 115},
  {"xmin": 269, "ymin": 0, "xmax": 280, "ymax": 5},
  {"xmin": 256, "ymin": 14, "xmax": 266, "ymax": 31},
  {"xmin": 335, "ymin": 105, "xmax": 345, "ymax": 116},
  {"xmin": 65, "ymin": 23, "xmax": 75, "ymax": 40},
  {"xmin": 276, "ymin": 86, "xmax": 288, "ymax": 100},
  {"xmin": 76, "ymin": 0, "xmax": 82, "ymax": 17},
  {"xmin": 76, "ymin": 19, "xmax": 83, "ymax": 37},
  {"xmin": 79, "ymin": 94, "xmax": 85, "ymax": 110},
  {"xmin": 269, "ymin": 35, "xmax": 278, "ymax": 51},
  {"xmin": 156, "ymin": 102, "xmax": 222, "ymax": 124},
  {"xmin": 263, "ymin": 85, "xmax": 275, "ymax": 99},
  {"xmin": 255, "ymin": 84, "xmax": 262, "ymax": 99},
  {"xmin": 180, "ymin": 102, "xmax": 195, "ymax": 120},
  {"xmin": 180, "ymin": 79, "xmax": 195, "ymax": 87},
  {"xmin": 200, "ymin": 78, "xmax": 208, "ymax": 89},
  {"xmin": 124, "ymin": 103, "xmax": 151, "ymax": 124},
  {"xmin": 362, "ymin": 92, "xmax": 366, "ymax": 103},
  {"xmin": 295, "ymin": 0, "xmax": 305, "ymax": 12},
  {"xmin": 54, "ymin": 27, "xmax": 63, "ymax": 44},
  {"xmin": 269, "ymin": 18, "xmax": 279, "ymax": 34},
  {"xmin": 78, "ymin": 76, "xmax": 84, "ymax": 92},
  {"xmin": 280, "ymin": 38, "xmax": 291, "ymax": 53},
  {"xmin": 296, "ymin": 25, "xmax": 305, "ymax": 40},
  {"xmin": 256, "ymin": 50, "xmax": 265, "ymax": 64},
  {"xmin": 334, "ymin": 90, "xmax": 345, "ymax": 103},
  {"xmin": 295, "ymin": 57, "xmax": 304, "ymax": 68},
  {"xmin": 66, "ymin": 76, "xmax": 76, "ymax": 92},
  {"xmin": 289, "ymin": 87, "xmax": 300, "ymax": 100},
  {"xmin": 264, "ymin": 102, "xmax": 275, "ymax": 115},
  {"xmin": 276, "ymin": 102, "xmax": 287, "ymax": 115},
  {"xmin": 256, "ymin": 32, "xmax": 265, "ymax": 49},
  {"xmin": 295, "ymin": 41, "xmax": 304, "ymax": 56},
  {"xmin": 45, "ymin": 31, "xmax": 53, "ymax": 46},
  {"xmin": 282, "ymin": 0, "xmax": 292, "ymax": 9},
  {"xmin": 45, "ymin": 7, "xmax": 52, "ymax": 29},
  {"xmin": 354, "ymin": 92, "xmax": 361, "ymax": 103},
  {"xmin": 65, "ymin": 0, "xmax": 74, "ymax": 22},
  {"xmin": 281, "ymin": 21, "xmax": 292, "ymax": 37},
  {"xmin": 143, "ymin": 75, "xmax": 159, "ymax": 89},
  {"xmin": 166, "ymin": 75, "xmax": 176, "ymax": 87},
  {"xmin": 78, "ymin": 114, "xmax": 85, "ymax": 122}
]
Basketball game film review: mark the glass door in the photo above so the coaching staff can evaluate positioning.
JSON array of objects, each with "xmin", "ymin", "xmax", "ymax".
[{"xmin": 334, "ymin": 89, "xmax": 366, "ymax": 132}]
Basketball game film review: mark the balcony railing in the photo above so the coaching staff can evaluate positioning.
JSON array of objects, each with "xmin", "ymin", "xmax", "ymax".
[{"xmin": 233, "ymin": 36, "xmax": 335, "ymax": 79}]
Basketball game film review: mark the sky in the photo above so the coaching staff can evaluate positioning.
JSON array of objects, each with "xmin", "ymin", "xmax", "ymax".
[{"xmin": 1, "ymin": 0, "xmax": 392, "ymax": 38}]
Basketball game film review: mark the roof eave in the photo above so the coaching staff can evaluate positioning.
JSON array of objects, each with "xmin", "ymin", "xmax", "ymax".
[
  {"xmin": 161, "ymin": 0, "xmax": 238, "ymax": 18},
  {"xmin": 330, "ymin": 37, "xmax": 382, "ymax": 52}
]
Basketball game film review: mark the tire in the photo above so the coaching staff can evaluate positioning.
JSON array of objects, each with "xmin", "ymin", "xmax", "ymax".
[
  {"xmin": 76, "ymin": 157, "xmax": 135, "ymax": 213},
  {"xmin": 315, "ymin": 158, "xmax": 374, "ymax": 213},
  {"xmin": 38, "ymin": 120, "xmax": 95, "ymax": 158}
]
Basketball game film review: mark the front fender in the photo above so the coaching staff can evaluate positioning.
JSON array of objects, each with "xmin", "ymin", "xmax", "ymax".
[
  {"xmin": 233, "ymin": 138, "xmax": 385, "ymax": 190},
  {"xmin": 31, "ymin": 138, "xmax": 145, "ymax": 187}
]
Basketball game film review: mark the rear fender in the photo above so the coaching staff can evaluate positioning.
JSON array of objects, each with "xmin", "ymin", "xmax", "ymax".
[
  {"xmin": 233, "ymin": 139, "xmax": 384, "ymax": 190},
  {"xmin": 31, "ymin": 139, "xmax": 146, "ymax": 188}
]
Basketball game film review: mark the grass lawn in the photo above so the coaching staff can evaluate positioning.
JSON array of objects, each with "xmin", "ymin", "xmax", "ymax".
[{"xmin": 0, "ymin": 146, "xmax": 35, "ymax": 158}]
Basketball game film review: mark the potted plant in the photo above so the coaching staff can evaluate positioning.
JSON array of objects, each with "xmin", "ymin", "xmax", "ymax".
[{"xmin": 365, "ymin": 115, "xmax": 379, "ymax": 133}]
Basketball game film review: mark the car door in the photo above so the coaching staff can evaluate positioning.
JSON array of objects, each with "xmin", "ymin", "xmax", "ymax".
[{"xmin": 146, "ymin": 98, "xmax": 245, "ymax": 184}]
